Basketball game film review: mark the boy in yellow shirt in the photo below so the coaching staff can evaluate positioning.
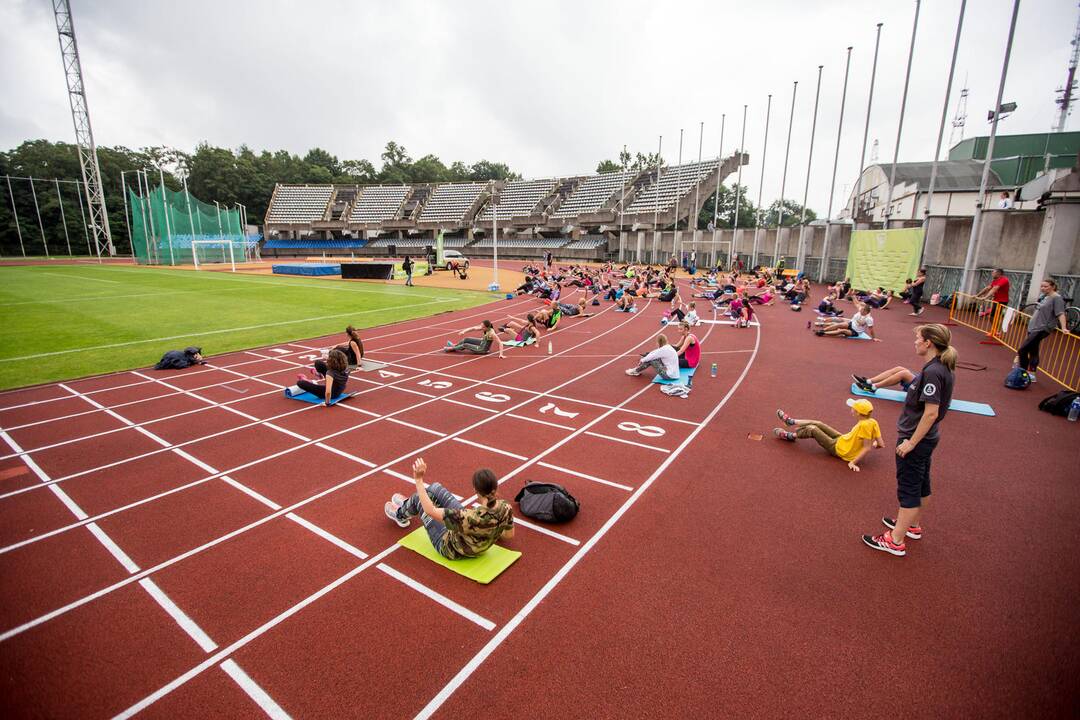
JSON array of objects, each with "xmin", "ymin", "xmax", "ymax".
[{"xmin": 773, "ymin": 398, "xmax": 883, "ymax": 472}]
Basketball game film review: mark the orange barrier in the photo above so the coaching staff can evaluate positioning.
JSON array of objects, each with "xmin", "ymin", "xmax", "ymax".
[{"xmin": 949, "ymin": 292, "xmax": 1080, "ymax": 391}]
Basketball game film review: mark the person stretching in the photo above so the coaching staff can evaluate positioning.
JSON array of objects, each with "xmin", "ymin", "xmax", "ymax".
[
  {"xmin": 499, "ymin": 313, "xmax": 542, "ymax": 345},
  {"xmin": 295, "ymin": 348, "xmax": 350, "ymax": 406},
  {"xmin": 673, "ymin": 321, "xmax": 701, "ymax": 369},
  {"xmin": 445, "ymin": 320, "xmax": 504, "ymax": 357},
  {"xmin": 816, "ymin": 303, "xmax": 879, "ymax": 340},
  {"xmin": 338, "ymin": 325, "xmax": 365, "ymax": 367},
  {"xmin": 1015, "ymin": 278, "xmax": 1071, "ymax": 383},
  {"xmin": 384, "ymin": 458, "xmax": 514, "ymax": 559},
  {"xmin": 556, "ymin": 297, "xmax": 588, "ymax": 317},
  {"xmin": 863, "ymin": 323, "xmax": 956, "ymax": 557},
  {"xmin": 774, "ymin": 398, "xmax": 883, "ymax": 472},
  {"xmin": 625, "ymin": 334, "xmax": 680, "ymax": 380},
  {"xmin": 852, "ymin": 366, "xmax": 916, "ymax": 394}
]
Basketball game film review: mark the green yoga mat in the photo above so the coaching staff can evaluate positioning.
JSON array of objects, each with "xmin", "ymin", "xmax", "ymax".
[{"xmin": 397, "ymin": 527, "xmax": 521, "ymax": 584}]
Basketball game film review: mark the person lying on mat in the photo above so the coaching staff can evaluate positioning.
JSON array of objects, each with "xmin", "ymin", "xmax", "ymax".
[
  {"xmin": 295, "ymin": 348, "xmax": 350, "ymax": 406},
  {"xmin": 773, "ymin": 398, "xmax": 883, "ymax": 472},
  {"xmin": 673, "ymin": 321, "xmax": 701, "ymax": 369},
  {"xmin": 499, "ymin": 313, "xmax": 542, "ymax": 345},
  {"xmin": 445, "ymin": 320, "xmax": 505, "ymax": 357},
  {"xmin": 857, "ymin": 287, "xmax": 892, "ymax": 309},
  {"xmin": 555, "ymin": 297, "xmax": 588, "ymax": 317},
  {"xmin": 625, "ymin": 334, "xmax": 680, "ymax": 379},
  {"xmin": 615, "ymin": 291, "xmax": 636, "ymax": 312},
  {"xmin": 384, "ymin": 458, "xmax": 514, "ymax": 560},
  {"xmin": 815, "ymin": 303, "xmax": 879, "ymax": 340},
  {"xmin": 852, "ymin": 366, "xmax": 917, "ymax": 393}
]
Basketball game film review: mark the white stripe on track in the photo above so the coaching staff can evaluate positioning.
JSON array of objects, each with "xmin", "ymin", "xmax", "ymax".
[
  {"xmin": 377, "ymin": 563, "xmax": 495, "ymax": 631},
  {"xmin": 219, "ymin": 660, "xmax": 293, "ymax": 720},
  {"xmin": 139, "ymin": 578, "xmax": 218, "ymax": 653}
]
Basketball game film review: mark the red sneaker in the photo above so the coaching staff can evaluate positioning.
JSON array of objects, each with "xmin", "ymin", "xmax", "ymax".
[
  {"xmin": 882, "ymin": 517, "xmax": 923, "ymax": 540},
  {"xmin": 862, "ymin": 531, "xmax": 906, "ymax": 556}
]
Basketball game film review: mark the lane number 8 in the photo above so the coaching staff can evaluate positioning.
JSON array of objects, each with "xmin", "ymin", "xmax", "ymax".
[{"xmin": 617, "ymin": 421, "xmax": 665, "ymax": 438}]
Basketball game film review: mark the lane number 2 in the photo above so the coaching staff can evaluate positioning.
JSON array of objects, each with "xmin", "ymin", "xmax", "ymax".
[
  {"xmin": 617, "ymin": 421, "xmax": 665, "ymax": 438},
  {"xmin": 539, "ymin": 402, "xmax": 579, "ymax": 419}
]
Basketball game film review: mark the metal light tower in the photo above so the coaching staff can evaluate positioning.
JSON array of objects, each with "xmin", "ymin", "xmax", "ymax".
[{"xmin": 53, "ymin": 0, "xmax": 114, "ymax": 259}]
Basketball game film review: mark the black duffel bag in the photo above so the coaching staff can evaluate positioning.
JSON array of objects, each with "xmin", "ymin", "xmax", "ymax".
[{"xmin": 514, "ymin": 482, "xmax": 580, "ymax": 523}]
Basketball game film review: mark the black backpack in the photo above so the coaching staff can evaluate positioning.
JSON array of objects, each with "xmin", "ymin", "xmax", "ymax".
[
  {"xmin": 514, "ymin": 482, "xmax": 580, "ymax": 523},
  {"xmin": 1038, "ymin": 390, "xmax": 1079, "ymax": 417}
]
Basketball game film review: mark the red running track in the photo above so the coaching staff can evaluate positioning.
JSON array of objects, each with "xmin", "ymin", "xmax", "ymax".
[{"xmin": 0, "ymin": 267, "xmax": 1076, "ymax": 718}]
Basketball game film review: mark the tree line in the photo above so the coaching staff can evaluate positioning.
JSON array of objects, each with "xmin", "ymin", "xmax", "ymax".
[{"xmin": 0, "ymin": 138, "xmax": 816, "ymax": 257}]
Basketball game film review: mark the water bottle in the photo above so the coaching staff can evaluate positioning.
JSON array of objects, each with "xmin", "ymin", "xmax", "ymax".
[
  {"xmin": 1068, "ymin": 397, "xmax": 1080, "ymax": 423},
  {"xmin": 710, "ymin": 362, "xmax": 718, "ymax": 378},
  {"xmin": 547, "ymin": 341, "xmax": 553, "ymax": 355}
]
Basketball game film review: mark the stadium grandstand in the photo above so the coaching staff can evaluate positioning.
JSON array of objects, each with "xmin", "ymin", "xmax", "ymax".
[{"xmin": 262, "ymin": 154, "xmax": 747, "ymax": 260}]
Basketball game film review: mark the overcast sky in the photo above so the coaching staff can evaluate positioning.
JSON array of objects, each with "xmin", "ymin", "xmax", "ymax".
[{"xmin": 2, "ymin": 0, "xmax": 1077, "ymax": 216}]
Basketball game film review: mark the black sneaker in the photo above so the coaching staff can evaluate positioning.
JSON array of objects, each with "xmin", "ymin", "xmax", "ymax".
[
  {"xmin": 852, "ymin": 375, "xmax": 876, "ymax": 393},
  {"xmin": 882, "ymin": 516, "xmax": 923, "ymax": 539}
]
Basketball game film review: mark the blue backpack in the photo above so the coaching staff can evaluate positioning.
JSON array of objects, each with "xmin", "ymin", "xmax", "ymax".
[{"xmin": 1004, "ymin": 366, "xmax": 1031, "ymax": 389}]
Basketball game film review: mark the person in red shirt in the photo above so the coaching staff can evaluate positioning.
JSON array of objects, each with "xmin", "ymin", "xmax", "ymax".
[{"xmin": 975, "ymin": 268, "xmax": 1011, "ymax": 316}]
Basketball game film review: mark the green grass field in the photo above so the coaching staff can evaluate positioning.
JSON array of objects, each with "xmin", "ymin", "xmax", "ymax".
[{"xmin": 0, "ymin": 264, "xmax": 495, "ymax": 390}]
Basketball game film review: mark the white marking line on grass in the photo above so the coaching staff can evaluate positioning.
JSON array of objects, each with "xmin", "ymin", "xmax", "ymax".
[
  {"xmin": 582, "ymin": 430, "xmax": 670, "ymax": 454},
  {"xmin": 536, "ymin": 462, "xmax": 631, "ymax": 492},
  {"xmin": 286, "ymin": 513, "xmax": 368, "ymax": 560},
  {"xmin": 0, "ymin": 299, "xmax": 452, "ymax": 363},
  {"xmin": 37, "ymin": 271, "xmax": 123, "ymax": 284},
  {"xmin": 0, "ymin": 296, "xmax": 632, "ymax": 645},
  {"xmin": 377, "ymin": 563, "xmax": 495, "ymax": 631},
  {"xmin": 219, "ymin": 660, "xmax": 294, "ymax": 720},
  {"xmin": 453, "ymin": 438, "xmax": 527, "ymax": 460},
  {"xmin": 139, "ymin": 578, "xmax": 218, "ymax": 652},
  {"xmin": 414, "ymin": 311, "xmax": 762, "ymax": 720}
]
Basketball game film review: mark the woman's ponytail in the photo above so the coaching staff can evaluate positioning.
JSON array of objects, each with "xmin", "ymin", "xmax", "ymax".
[{"xmin": 918, "ymin": 323, "xmax": 957, "ymax": 371}]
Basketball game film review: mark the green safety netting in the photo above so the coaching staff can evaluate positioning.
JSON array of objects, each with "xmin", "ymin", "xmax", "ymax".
[{"xmin": 129, "ymin": 185, "xmax": 252, "ymax": 266}]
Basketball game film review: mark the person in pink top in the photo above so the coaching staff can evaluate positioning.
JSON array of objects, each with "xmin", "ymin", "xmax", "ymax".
[{"xmin": 673, "ymin": 321, "xmax": 701, "ymax": 368}]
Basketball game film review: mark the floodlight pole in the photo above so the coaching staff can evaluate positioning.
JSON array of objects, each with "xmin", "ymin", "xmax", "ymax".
[
  {"xmin": 821, "ymin": 46, "xmax": 853, "ymax": 281},
  {"xmin": 731, "ymin": 104, "xmax": 747, "ymax": 267},
  {"xmin": 962, "ymin": 0, "xmax": 1019, "ymax": 296},
  {"xmin": 753, "ymin": 94, "xmax": 772, "ymax": 267},
  {"xmin": 618, "ymin": 143, "xmax": 627, "ymax": 258},
  {"xmin": 883, "ymin": 0, "xmax": 921, "ymax": 227},
  {"xmin": 923, "ymin": 1, "xmax": 966, "ymax": 222},
  {"xmin": 159, "ymin": 168, "xmax": 175, "ymax": 265},
  {"xmin": 674, "ymin": 128, "xmax": 683, "ymax": 260},
  {"xmin": 775, "ymin": 81, "xmax": 798, "ymax": 265},
  {"xmin": 654, "ymin": 135, "xmax": 663, "ymax": 263},
  {"xmin": 492, "ymin": 182, "xmax": 499, "ymax": 289},
  {"xmin": 693, "ymin": 122, "xmax": 704, "ymax": 231},
  {"xmin": 5, "ymin": 175, "xmax": 26, "ymax": 257},
  {"xmin": 798, "ymin": 65, "xmax": 824, "ymax": 271},
  {"xmin": 712, "ymin": 114, "xmax": 725, "ymax": 232},
  {"xmin": 182, "ymin": 175, "xmax": 197, "ymax": 248},
  {"xmin": 55, "ymin": 178, "xmax": 72, "ymax": 255},
  {"xmin": 853, "ymin": 23, "xmax": 883, "ymax": 221},
  {"xmin": 139, "ymin": 171, "xmax": 157, "ymax": 264}
]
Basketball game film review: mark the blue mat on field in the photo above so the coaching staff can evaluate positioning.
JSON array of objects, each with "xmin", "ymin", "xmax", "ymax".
[
  {"xmin": 651, "ymin": 366, "xmax": 697, "ymax": 385},
  {"xmin": 849, "ymin": 384, "xmax": 995, "ymax": 416},
  {"xmin": 284, "ymin": 387, "xmax": 354, "ymax": 405},
  {"xmin": 272, "ymin": 263, "xmax": 341, "ymax": 277},
  {"xmin": 847, "ymin": 332, "xmax": 872, "ymax": 340}
]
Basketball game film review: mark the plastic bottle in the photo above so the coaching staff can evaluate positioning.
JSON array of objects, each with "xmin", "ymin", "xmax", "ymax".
[
  {"xmin": 548, "ymin": 341, "xmax": 553, "ymax": 355},
  {"xmin": 710, "ymin": 363, "xmax": 718, "ymax": 378},
  {"xmin": 1068, "ymin": 397, "xmax": 1080, "ymax": 423}
]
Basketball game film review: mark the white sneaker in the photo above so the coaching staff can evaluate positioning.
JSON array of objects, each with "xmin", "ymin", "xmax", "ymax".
[
  {"xmin": 384, "ymin": 501, "xmax": 409, "ymax": 527},
  {"xmin": 1028, "ymin": 372, "xmax": 1037, "ymax": 383},
  {"xmin": 391, "ymin": 493, "xmax": 407, "ymax": 508},
  {"xmin": 625, "ymin": 368, "xmax": 641, "ymax": 376}
]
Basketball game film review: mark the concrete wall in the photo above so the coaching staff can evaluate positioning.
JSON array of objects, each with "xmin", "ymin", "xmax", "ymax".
[{"xmin": 924, "ymin": 210, "xmax": 1048, "ymax": 271}]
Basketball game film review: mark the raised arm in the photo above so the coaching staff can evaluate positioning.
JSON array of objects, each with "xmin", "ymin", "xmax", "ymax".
[{"xmin": 411, "ymin": 458, "xmax": 444, "ymax": 522}]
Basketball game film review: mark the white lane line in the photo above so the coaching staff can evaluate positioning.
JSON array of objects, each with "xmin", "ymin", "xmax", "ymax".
[
  {"xmin": 139, "ymin": 578, "xmax": 218, "ymax": 653},
  {"xmin": 221, "ymin": 476, "xmax": 281, "ymax": 510},
  {"xmin": 505, "ymin": 413, "xmax": 575, "ymax": 431},
  {"xmin": 286, "ymin": 513, "xmax": 368, "ymax": 560},
  {"xmin": 172, "ymin": 448, "xmax": 219, "ymax": 476},
  {"xmin": 219, "ymin": 659, "xmax": 293, "ymax": 720},
  {"xmin": 49, "ymin": 484, "xmax": 89, "ymax": 520},
  {"xmin": 315, "ymin": 443, "xmax": 377, "ymax": 468},
  {"xmin": 386, "ymin": 417, "xmax": 445, "ymax": 437},
  {"xmin": 413, "ymin": 316, "xmax": 763, "ymax": 720},
  {"xmin": 86, "ymin": 522, "xmax": 140, "ymax": 574},
  {"xmin": 510, "ymin": 516, "xmax": 579, "ymax": 546},
  {"xmin": 536, "ymin": 461, "xmax": 632, "ymax": 492},
  {"xmin": 383, "ymin": 469, "xmax": 417, "ymax": 485},
  {"xmin": 453, "ymin": 438, "xmax": 528, "ymax": 460},
  {"xmin": 377, "ymin": 563, "xmax": 495, "ymax": 631},
  {"xmin": 582, "ymin": 430, "xmax": 670, "ymax": 454}
]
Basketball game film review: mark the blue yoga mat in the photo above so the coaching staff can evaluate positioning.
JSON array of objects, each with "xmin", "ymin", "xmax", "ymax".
[
  {"xmin": 849, "ymin": 384, "xmax": 995, "ymax": 417},
  {"xmin": 284, "ymin": 387, "xmax": 354, "ymax": 405},
  {"xmin": 651, "ymin": 366, "xmax": 697, "ymax": 386},
  {"xmin": 846, "ymin": 332, "xmax": 872, "ymax": 340}
]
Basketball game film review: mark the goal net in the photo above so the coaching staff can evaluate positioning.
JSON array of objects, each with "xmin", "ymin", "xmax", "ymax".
[{"xmin": 128, "ymin": 184, "xmax": 257, "ymax": 267}]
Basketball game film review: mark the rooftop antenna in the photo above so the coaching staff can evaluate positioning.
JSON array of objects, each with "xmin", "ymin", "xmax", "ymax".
[
  {"xmin": 949, "ymin": 75, "xmax": 969, "ymax": 147},
  {"xmin": 1052, "ymin": 2, "xmax": 1080, "ymax": 132}
]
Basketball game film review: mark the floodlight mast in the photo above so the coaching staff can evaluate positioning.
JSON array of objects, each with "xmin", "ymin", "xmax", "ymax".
[{"xmin": 52, "ymin": 0, "xmax": 113, "ymax": 261}]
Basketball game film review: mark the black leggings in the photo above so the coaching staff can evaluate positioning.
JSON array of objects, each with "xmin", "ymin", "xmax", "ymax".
[
  {"xmin": 297, "ymin": 377, "xmax": 346, "ymax": 398},
  {"xmin": 1018, "ymin": 330, "xmax": 1050, "ymax": 372},
  {"xmin": 910, "ymin": 285, "xmax": 924, "ymax": 312},
  {"xmin": 450, "ymin": 338, "xmax": 490, "ymax": 354}
]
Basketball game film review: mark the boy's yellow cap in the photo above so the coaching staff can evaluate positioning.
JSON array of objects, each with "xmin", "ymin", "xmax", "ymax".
[{"xmin": 846, "ymin": 398, "xmax": 874, "ymax": 415}]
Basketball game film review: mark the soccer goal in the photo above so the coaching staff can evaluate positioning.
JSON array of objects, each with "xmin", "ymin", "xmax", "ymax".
[{"xmin": 191, "ymin": 239, "xmax": 238, "ymax": 272}]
